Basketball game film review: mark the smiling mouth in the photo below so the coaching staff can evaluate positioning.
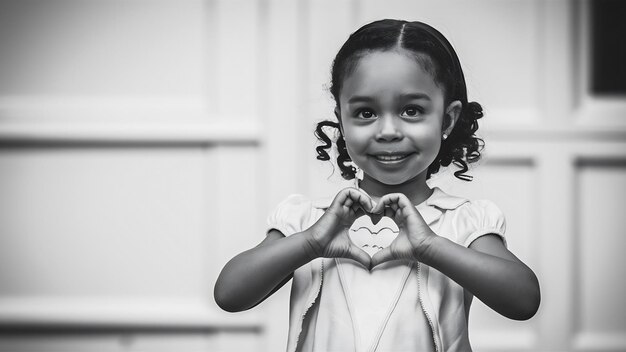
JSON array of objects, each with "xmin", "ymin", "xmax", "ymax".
[{"xmin": 370, "ymin": 153, "xmax": 413, "ymax": 163}]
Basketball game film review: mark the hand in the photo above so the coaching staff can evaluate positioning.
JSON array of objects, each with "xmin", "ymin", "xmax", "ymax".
[
  {"xmin": 307, "ymin": 187, "xmax": 375, "ymax": 269},
  {"xmin": 370, "ymin": 193, "xmax": 437, "ymax": 268}
]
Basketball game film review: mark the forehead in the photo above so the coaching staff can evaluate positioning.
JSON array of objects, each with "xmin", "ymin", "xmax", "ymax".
[{"xmin": 340, "ymin": 50, "xmax": 443, "ymax": 102}]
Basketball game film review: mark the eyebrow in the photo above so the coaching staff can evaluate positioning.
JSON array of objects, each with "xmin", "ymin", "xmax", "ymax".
[
  {"xmin": 400, "ymin": 93, "xmax": 431, "ymax": 101},
  {"xmin": 347, "ymin": 96, "xmax": 374, "ymax": 104},
  {"xmin": 347, "ymin": 93, "xmax": 432, "ymax": 104}
]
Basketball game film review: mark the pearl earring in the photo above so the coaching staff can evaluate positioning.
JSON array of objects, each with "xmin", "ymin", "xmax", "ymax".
[
  {"xmin": 355, "ymin": 166, "xmax": 364, "ymax": 181},
  {"xmin": 442, "ymin": 133, "xmax": 448, "ymax": 140},
  {"xmin": 352, "ymin": 165, "xmax": 364, "ymax": 189}
]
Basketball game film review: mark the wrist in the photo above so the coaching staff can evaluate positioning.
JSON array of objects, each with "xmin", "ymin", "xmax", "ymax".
[
  {"xmin": 412, "ymin": 233, "xmax": 440, "ymax": 263},
  {"xmin": 298, "ymin": 229, "xmax": 323, "ymax": 262}
]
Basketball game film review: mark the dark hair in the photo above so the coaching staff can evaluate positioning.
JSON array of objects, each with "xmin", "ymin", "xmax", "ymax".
[{"xmin": 315, "ymin": 19, "xmax": 484, "ymax": 181}]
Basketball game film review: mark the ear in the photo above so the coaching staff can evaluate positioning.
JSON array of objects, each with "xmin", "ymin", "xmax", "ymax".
[
  {"xmin": 334, "ymin": 106, "xmax": 344, "ymax": 135},
  {"xmin": 442, "ymin": 100, "xmax": 462, "ymax": 136}
]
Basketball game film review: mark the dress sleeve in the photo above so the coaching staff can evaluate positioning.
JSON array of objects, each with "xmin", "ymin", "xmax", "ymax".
[
  {"xmin": 266, "ymin": 194, "xmax": 313, "ymax": 237},
  {"xmin": 457, "ymin": 199, "xmax": 507, "ymax": 248}
]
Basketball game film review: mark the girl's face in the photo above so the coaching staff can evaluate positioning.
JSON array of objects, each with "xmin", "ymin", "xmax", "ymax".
[{"xmin": 337, "ymin": 49, "xmax": 460, "ymax": 186}]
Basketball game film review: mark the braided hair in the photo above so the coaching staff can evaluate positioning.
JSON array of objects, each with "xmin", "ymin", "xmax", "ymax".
[{"xmin": 315, "ymin": 19, "xmax": 484, "ymax": 181}]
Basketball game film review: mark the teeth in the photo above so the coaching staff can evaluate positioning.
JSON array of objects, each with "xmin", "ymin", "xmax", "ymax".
[{"xmin": 375, "ymin": 155, "xmax": 406, "ymax": 161}]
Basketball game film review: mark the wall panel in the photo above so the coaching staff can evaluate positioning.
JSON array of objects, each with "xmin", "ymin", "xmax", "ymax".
[
  {"xmin": 0, "ymin": 0, "xmax": 206, "ymax": 98},
  {"xmin": 0, "ymin": 147, "xmax": 210, "ymax": 298},
  {"xmin": 0, "ymin": 331, "xmax": 262, "ymax": 352},
  {"xmin": 574, "ymin": 160, "xmax": 626, "ymax": 351},
  {"xmin": 215, "ymin": 0, "xmax": 259, "ymax": 121},
  {"xmin": 0, "ymin": 0, "xmax": 264, "ymax": 350}
]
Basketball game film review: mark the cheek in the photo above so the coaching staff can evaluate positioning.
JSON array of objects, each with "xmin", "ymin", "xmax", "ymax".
[
  {"xmin": 408, "ymin": 124, "xmax": 442, "ymax": 150},
  {"xmin": 342, "ymin": 128, "xmax": 369, "ymax": 154},
  {"xmin": 344, "ymin": 140, "xmax": 366, "ymax": 165},
  {"xmin": 430, "ymin": 139, "xmax": 443, "ymax": 158}
]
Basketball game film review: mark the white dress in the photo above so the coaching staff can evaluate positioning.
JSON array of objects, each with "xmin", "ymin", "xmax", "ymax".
[
  {"xmin": 298, "ymin": 215, "xmax": 435, "ymax": 352},
  {"xmin": 267, "ymin": 186, "xmax": 507, "ymax": 352}
]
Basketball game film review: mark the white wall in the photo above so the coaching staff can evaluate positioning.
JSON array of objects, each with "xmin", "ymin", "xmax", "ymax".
[{"xmin": 0, "ymin": 1, "xmax": 625, "ymax": 351}]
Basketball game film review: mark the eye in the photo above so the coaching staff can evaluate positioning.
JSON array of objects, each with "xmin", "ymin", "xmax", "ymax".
[
  {"xmin": 401, "ymin": 106, "xmax": 423, "ymax": 118},
  {"xmin": 355, "ymin": 108, "xmax": 377, "ymax": 119}
]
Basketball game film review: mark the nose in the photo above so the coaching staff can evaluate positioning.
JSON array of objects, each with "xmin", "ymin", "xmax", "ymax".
[{"xmin": 375, "ymin": 115, "xmax": 403, "ymax": 142}]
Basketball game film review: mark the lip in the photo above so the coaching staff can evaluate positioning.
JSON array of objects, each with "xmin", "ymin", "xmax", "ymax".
[{"xmin": 369, "ymin": 152, "xmax": 414, "ymax": 164}]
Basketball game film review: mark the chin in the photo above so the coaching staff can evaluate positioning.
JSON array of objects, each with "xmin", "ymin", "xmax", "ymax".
[{"xmin": 370, "ymin": 173, "xmax": 418, "ymax": 186}]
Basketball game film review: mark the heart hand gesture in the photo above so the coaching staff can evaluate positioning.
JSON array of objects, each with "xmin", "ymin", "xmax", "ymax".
[
  {"xmin": 370, "ymin": 193, "xmax": 437, "ymax": 268},
  {"xmin": 308, "ymin": 187, "xmax": 375, "ymax": 269}
]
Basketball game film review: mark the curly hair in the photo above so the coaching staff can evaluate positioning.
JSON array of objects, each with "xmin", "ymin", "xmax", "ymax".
[{"xmin": 315, "ymin": 19, "xmax": 484, "ymax": 181}]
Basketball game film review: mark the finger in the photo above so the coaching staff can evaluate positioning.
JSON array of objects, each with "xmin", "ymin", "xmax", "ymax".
[
  {"xmin": 372, "ymin": 198, "xmax": 400, "ymax": 219},
  {"xmin": 379, "ymin": 193, "xmax": 415, "ymax": 209},
  {"xmin": 394, "ymin": 193, "xmax": 415, "ymax": 209},
  {"xmin": 371, "ymin": 247, "xmax": 397, "ymax": 268},
  {"xmin": 355, "ymin": 187, "xmax": 372, "ymax": 202},
  {"xmin": 334, "ymin": 188, "xmax": 355, "ymax": 205},
  {"xmin": 343, "ymin": 243, "xmax": 372, "ymax": 270},
  {"xmin": 329, "ymin": 188, "xmax": 350, "ymax": 212},
  {"xmin": 371, "ymin": 193, "xmax": 400, "ymax": 214},
  {"xmin": 383, "ymin": 206, "xmax": 395, "ymax": 219},
  {"xmin": 352, "ymin": 206, "xmax": 367, "ymax": 219},
  {"xmin": 331, "ymin": 188, "xmax": 359, "ymax": 214},
  {"xmin": 370, "ymin": 197, "xmax": 387, "ymax": 214},
  {"xmin": 376, "ymin": 193, "xmax": 421, "ymax": 222},
  {"xmin": 346, "ymin": 188, "xmax": 374, "ymax": 213}
]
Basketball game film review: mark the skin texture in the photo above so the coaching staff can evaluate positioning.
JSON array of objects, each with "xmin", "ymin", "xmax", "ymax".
[
  {"xmin": 337, "ymin": 50, "xmax": 459, "ymax": 190},
  {"xmin": 214, "ymin": 49, "xmax": 540, "ymax": 320}
]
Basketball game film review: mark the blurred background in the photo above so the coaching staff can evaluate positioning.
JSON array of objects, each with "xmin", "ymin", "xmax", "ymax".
[{"xmin": 0, "ymin": 0, "xmax": 625, "ymax": 351}]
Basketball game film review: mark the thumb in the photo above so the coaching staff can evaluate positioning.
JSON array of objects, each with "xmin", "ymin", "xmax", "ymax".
[
  {"xmin": 342, "ymin": 244, "xmax": 372, "ymax": 270},
  {"xmin": 370, "ymin": 247, "xmax": 396, "ymax": 269}
]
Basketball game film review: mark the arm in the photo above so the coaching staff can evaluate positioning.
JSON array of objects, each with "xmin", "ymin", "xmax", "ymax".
[
  {"xmin": 420, "ymin": 233, "xmax": 540, "ymax": 320},
  {"xmin": 214, "ymin": 188, "xmax": 375, "ymax": 312},
  {"xmin": 370, "ymin": 194, "xmax": 540, "ymax": 321},
  {"xmin": 214, "ymin": 229, "xmax": 317, "ymax": 312}
]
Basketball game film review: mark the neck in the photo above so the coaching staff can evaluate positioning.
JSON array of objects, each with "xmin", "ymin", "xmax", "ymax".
[{"xmin": 358, "ymin": 173, "xmax": 432, "ymax": 206}]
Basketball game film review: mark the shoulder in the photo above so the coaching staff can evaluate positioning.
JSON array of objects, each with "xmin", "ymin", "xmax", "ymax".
[
  {"xmin": 449, "ymin": 197, "xmax": 506, "ymax": 228},
  {"xmin": 417, "ymin": 188, "xmax": 505, "ymax": 225},
  {"xmin": 455, "ymin": 199, "xmax": 505, "ymax": 220},
  {"xmin": 450, "ymin": 198, "xmax": 507, "ymax": 247},
  {"xmin": 266, "ymin": 194, "xmax": 330, "ymax": 236},
  {"xmin": 459, "ymin": 199, "xmax": 507, "ymax": 247}
]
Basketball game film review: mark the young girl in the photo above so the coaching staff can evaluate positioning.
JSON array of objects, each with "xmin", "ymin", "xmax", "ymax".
[{"xmin": 215, "ymin": 19, "xmax": 540, "ymax": 352}]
